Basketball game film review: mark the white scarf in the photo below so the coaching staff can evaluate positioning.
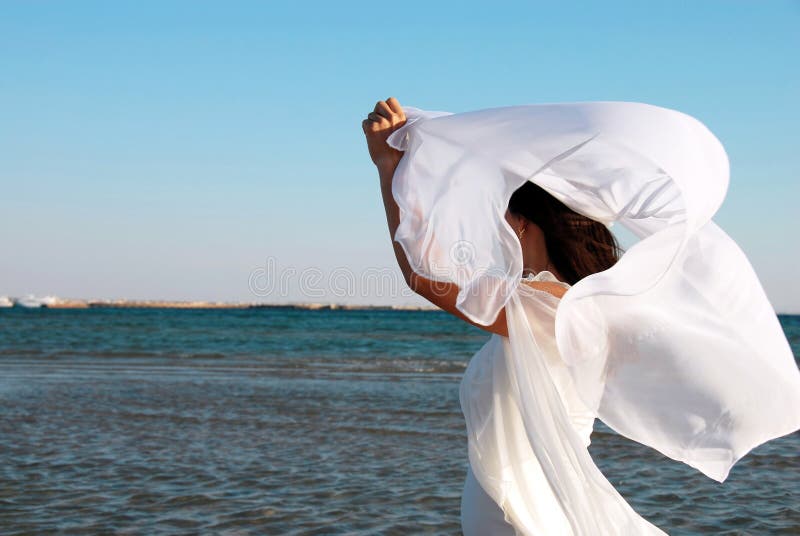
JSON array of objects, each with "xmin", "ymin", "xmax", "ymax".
[{"xmin": 387, "ymin": 102, "xmax": 800, "ymax": 535}]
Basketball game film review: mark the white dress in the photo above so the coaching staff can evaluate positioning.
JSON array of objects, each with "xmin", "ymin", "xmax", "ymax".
[
  {"xmin": 461, "ymin": 270, "xmax": 596, "ymax": 535},
  {"xmin": 459, "ymin": 270, "xmax": 666, "ymax": 535},
  {"xmin": 385, "ymin": 102, "xmax": 800, "ymax": 535}
]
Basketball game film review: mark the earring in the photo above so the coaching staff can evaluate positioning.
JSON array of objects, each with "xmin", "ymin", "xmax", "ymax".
[{"xmin": 518, "ymin": 227, "xmax": 526, "ymax": 239}]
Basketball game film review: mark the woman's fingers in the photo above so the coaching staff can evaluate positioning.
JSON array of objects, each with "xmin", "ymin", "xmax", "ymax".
[
  {"xmin": 363, "ymin": 97, "xmax": 405, "ymax": 137},
  {"xmin": 386, "ymin": 97, "xmax": 404, "ymax": 118},
  {"xmin": 373, "ymin": 100, "xmax": 394, "ymax": 119},
  {"xmin": 366, "ymin": 111, "xmax": 390, "ymax": 127},
  {"xmin": 371, "ymin": 98, "xmax": 405, "ymax": 124}
]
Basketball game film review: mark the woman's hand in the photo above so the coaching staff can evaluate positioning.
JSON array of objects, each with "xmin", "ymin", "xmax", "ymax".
[{"xmin": 362, "ymin": 97, "xmax": 407, "ymax": 173}]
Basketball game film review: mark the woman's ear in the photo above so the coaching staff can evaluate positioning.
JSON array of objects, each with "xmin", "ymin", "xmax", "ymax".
[
  {"xmin": 505, "ymin": 211, "xmax": 527, "ymax": 236},
  {"xmin": 505, "ymin": 210, "xmax": 521, "ymax": 228}
]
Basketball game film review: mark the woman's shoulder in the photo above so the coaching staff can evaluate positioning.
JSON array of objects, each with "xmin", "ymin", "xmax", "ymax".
[{"xmin": 520, "ymin": 270, "xmax": 571, "ymax": 300}]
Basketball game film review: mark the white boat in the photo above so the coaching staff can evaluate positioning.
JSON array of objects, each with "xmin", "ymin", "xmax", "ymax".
[
  {"xmin": 16, "ymin": 295, "xmax": 42, "ymax": 308},
  {"xmin": 0, "ymin": 296, "xmax": 13, "ymax": 308},
  {"xmin": 16, "ymin": 295, "xmax": 59, "ymax": 308}
]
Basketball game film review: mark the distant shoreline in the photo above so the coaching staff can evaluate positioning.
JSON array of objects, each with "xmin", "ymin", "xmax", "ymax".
[
  {"xmin": 0, "ymin": 298, "xmax": 438, "ymax": 312},
  {"xmin": 1, "ymin": 298, "xmax": 796, "ymax": 315}
]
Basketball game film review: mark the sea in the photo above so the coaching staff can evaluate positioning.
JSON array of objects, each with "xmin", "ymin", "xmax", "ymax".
[{"xmin": 0, "ymin": 308, "xmax": 798, "ymax": 535}]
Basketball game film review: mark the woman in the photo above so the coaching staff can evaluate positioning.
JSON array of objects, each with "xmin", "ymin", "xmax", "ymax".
[{"xmin": 362, "ymin": 98, "xmax": 800, "ymax": 535}]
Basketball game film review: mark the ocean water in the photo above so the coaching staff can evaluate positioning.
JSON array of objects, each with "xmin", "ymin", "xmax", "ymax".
[{"xmin": 0, "ymin": 308, "xmax": 797, "ymax": 535}]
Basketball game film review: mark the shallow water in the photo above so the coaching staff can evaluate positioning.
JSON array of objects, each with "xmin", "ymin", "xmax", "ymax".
[{"xmin": 0, "ymin": 309, "xmax": 798, "ymax": 534}]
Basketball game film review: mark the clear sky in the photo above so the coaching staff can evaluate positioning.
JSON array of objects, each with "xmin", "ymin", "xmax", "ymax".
[{"xmin": 1, "ymin": 1, "xmax": 798, "ymax": 312}]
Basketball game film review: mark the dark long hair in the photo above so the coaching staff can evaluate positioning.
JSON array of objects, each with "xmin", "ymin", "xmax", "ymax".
[{"xmin": 508, "ymin": 181, "xmax": 622, "ymax": 285}]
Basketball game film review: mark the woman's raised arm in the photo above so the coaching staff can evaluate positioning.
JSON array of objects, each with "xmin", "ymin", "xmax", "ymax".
[
  {"xmin": 362, "ymin": 97, "xmax": 565, "ymax": 337},
  {"xmin": 361, "ymin": 97, "xmax": 510, "ymax": 336}
]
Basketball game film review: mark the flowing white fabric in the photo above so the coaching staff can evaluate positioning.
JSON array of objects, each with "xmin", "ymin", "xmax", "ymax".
[
  {"xmin": 385, "ymin": 102, "xmax": 800, "ymax": 535},
  {"xmin": 460, "ymin": 272, "xmax": 665, "ymax": 534}
]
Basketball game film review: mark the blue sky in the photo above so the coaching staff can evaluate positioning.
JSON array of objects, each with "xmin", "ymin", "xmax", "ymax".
[{"xmin": 1, "ymin": 1, "xmax": 798, "ymax": 311}]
